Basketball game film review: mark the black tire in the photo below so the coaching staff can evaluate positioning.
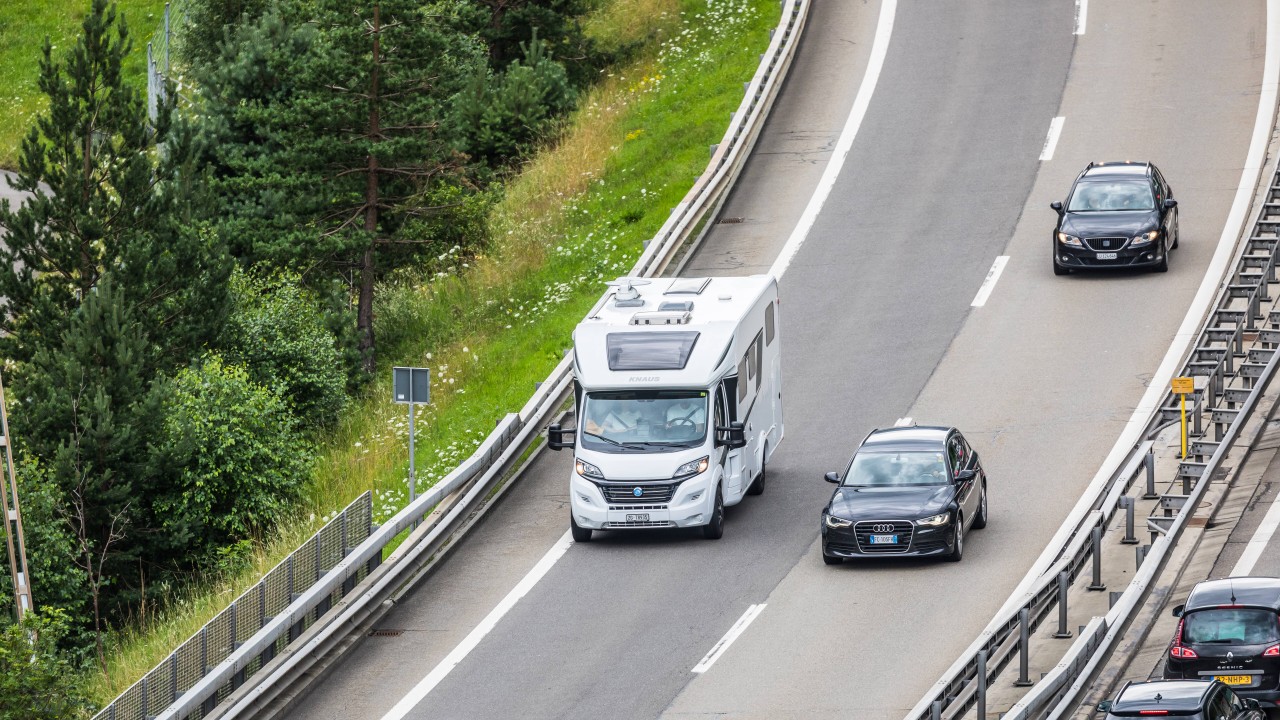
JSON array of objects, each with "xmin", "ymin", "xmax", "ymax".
[
  {"xmin": 822, "ymin": 549, "xmax": 843, "ymax": 565},
  {"xmin": 1154, "ymin": 240, "xmax": 1169, "ymax": 273},
  {"xmin": 570, "ymin": 514, "xmax": 592, "ymax": 543},
  {"xmin": 747, "ymin": 451, "xmax": 766, "ymax": 496},
  {"xmin": 946, "ymin": 515, "xmax": 964, "ymax": 562},
  {"xmin": 1171, "ymin": 227, "xmax": 1179, "ymax": 249},
  {"xmin": 702, "ymin": 485, "xmax": 725, "ymax": 539},
  {"xmin": 1053, "ymin": 257, "xmax": 1070, "ymax": 276},
  {"xmin": 973, "ymin": 484, "xmax": 988, "ymax": 529}
]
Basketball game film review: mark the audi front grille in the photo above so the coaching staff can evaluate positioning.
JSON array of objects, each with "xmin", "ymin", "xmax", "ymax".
[{"xmin": 853, "ymin": 520, "xmax": 914, "ymax": 554}]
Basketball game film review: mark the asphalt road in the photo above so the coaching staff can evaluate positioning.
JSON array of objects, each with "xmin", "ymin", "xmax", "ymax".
[{"xmin": 285, "ymin": 2, "xmax": 1267, "ymax": 719}]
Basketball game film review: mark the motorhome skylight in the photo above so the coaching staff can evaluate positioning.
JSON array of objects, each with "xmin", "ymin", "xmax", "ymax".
[
  {"xmin": 664, "ymin": 278, "xmax": 711, "ymax": 295},
  {"xmin": 606, "ymin": 332, "xmax": 700, "ymax": 370}
]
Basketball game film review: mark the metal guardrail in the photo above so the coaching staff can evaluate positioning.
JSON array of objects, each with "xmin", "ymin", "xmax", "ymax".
[
  {"xmin": 92, "ymin": 492, "xmax": 374, "ymax": 720},
  {"xmin": 102, "ymin": 1, "xmax": 811, "ymax": 718},
  {"xmin": 906, "ymin": 155, "xmax": 1280, "ymax": 720}
]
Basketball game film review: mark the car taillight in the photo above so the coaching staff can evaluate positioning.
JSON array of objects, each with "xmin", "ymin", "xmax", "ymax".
[
  {"xmin": 1169, "ymin": 618, "xmax": 1198, "ymax": 659},
  {"xmin": 1264, "ymin": 644, "xmax": 1279, "ymax": 657}
]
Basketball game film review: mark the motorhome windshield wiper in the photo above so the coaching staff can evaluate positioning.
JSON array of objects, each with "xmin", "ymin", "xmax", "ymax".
[{"xmin": 583, "ymin": 431, "xmax": 626, "ymax": 447}]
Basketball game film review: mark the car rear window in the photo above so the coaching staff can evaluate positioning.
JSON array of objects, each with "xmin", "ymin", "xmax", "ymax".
[{"xmin": 1183, "ymin": 608, "xmax": 1280, "ymax": 644}]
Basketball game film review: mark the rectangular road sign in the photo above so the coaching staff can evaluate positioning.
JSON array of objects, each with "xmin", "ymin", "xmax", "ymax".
[
  {"xmin": 393, "ymin": 367, "xmax": 431, "ymax": 404},
  {"xmin": 1171, "ymin": 376, "xmax": 1194, "ymax": 395}
]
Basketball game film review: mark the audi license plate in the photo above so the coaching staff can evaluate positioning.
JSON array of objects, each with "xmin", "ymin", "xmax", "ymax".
[
  {"xmin": 869, "ymin": 534, "xmax": 898, "ymax": 545},
  {"xmin": 1214, "ymin": 675, "xmax": 1251, "ymax": 686},
  {"xmin": 626, "ymin": 513, "xmax": 650, "ymax": 523},
  {"xmin": 1096, "ymin": 252, "xmax": 1118, "ymax": 260}
]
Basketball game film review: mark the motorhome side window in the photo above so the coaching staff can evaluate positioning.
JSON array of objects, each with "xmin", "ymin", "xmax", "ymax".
[
  {"xmin": 752, "ymin": 332, "xmax": 763, "ymax": 391},
  {"xmin": 765, "ymin": 302, "xmax": 775, "ymax": 345},
  {"xmin": 737, "ymin": 356, "xmax": 748, "ymax": 403}
]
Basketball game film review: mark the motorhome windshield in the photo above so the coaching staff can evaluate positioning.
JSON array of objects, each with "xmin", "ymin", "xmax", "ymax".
[{"xmin": 581, "ymin": 390, "xmax": 708, "ymax": 452}]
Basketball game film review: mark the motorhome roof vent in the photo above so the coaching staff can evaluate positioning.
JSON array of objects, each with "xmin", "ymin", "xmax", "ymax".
[
  {"xmin": 630, "ymin": 311, "xmax": 692, "ymax": 325},
  {"xmin": 658, "ymin": 300, "xmax": 693, "ymax": 313},
  {"xmin": 664, "ymin": 278, "xmax": 711, "ymax": 295},
  {"xmin": 606, "ymin": 277, "xmax": 650, "ymax": 308}
]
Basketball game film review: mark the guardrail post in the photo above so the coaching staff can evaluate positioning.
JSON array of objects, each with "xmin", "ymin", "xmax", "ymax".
[
  {"xmin": 1193, "ymin": 393, "xmax": 1203, "ymax": 437},
  {"xmin": 1121, "ymin": 496, "xmax": 1138, "ymax": 544},
  {"xmin": 931, "ymin": 700, "xmax": 942, "ymax": 720},
  {"xmin": 1088, "ymin": 526, "xmax": 1106, "ymax": 591},
  {"xmin": 1136, "ymin": 544, "xmax": 1147, "ymax": 570},
  {"xmin": 1143, "ymin": 449, "xmax": 1158, "ymax": 499},
  {"xmin": 1054, "ymin": 570, "xmax": 1073, "ymax": 638},
  {"xmin": 976, "ymin": 649, "xmax": 988, "ymax": 719},
  {"xmin": 1015, "ymin": 607, "xmax": 1033, "ymax": 687}
]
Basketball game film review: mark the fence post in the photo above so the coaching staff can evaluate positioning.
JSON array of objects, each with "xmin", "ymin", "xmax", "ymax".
[
  {"xmin": 1143, "ymin": 449, "xmax": 1158, "ymax": 499},
  {"xmin": 1088, "ymin": 526, "xmax": 1107, "ymax": 591},
  {"xmin": 1121, "ymin": 496, "xmax": 1138, "ymax": 544},
  {"xmin": 1015, "ymin": 607, "xmax": 1033, "ymax": 687},
  {"xmin": 1054, "ymin": 570, "xmax": 1073, "ymax": 638},
  {"xmin": 976, "ymin": 649, "xmax": 988, "ymax": 720}
]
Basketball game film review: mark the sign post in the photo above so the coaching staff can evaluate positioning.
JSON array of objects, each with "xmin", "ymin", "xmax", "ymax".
[
  {"xmin": 393, "ymin": 367, "xmax": 431, "ymax": 508},
  {"xmin": 1171, "ymin": 376, "xmax": 1194, "ymax": 459}
]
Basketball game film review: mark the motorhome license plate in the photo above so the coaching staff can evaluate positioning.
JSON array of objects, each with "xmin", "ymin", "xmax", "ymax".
[
  {"xmin": 1096, "ymin": 252, "xmax": 1117, "ymax": 260},
  {"xmin": 869, "ymin": 534, "xmax": 898, "ymax": 545},
  {"xmin": 1214, "ymin": 675, "xmax": 1251, "ymax": 686},
  {"xmin": 626, "ymin": 513, "xmax": 650, "ymax": 522}
]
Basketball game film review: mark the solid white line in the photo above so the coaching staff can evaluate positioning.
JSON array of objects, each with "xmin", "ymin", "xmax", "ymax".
[
  {"xmin": 768, "ymin": 0, "xmax": 897, "ymax": 279},
  {"xmin": 1230, "ymin": 489, "xmax": 1280, "ymax": 575},
  {"xmin": 1075, "ymin": 0, "xmax": 1088, "ymax": 35},
  {"xmin": 691, "ymin": 604, "xmax": 766, "ymax": 674},
  {"xmin": 379, "ymin": 531, "xmax": 574, "ymax": 720},
  {"xmin": 970, "ymin": 256, "xmax": 1009, "ymax": 307},
  {"xmin": 1039, "ymin": 117, "xmax": 1065, "ymax": 161}
]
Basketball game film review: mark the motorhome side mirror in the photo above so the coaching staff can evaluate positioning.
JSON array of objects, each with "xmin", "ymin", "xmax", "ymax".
[
  {"xmin": 1170, "ymin": 604, "xmax": 1184, "ymax": 618},
  {"xmin": 716, "ymin": 422, "xmax": 746, "ymax": 449},
  {"xmin": 1164, "ymin": 198, "xmax": 1178, "ymax": 209},
  {"xmin": 824, "ymin": 472, "xmax": 840, "ymax": 484},
  {"xmin": 1050, "ymin": 201, "xmax": 1063, "ymax": 213},
  {"xmin": 547, "ymin": 424, "xmax": 574, "ymax": 451},
  {"xmin": 954, "ymin": 469, "xmax": 977, "ymax": 483}
]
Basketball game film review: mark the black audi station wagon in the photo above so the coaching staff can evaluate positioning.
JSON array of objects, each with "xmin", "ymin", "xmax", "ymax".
[
  {"xmin": 1100, "ymin": 679, "xmax": 1265, "ymax": 719},
  {"xmin": 1050, "ymin": 160, "xmax": 1179, "ymax": 275},
  {"xmin": 1164, "ymin": 577, "xmax": 1280, "ymax": 707},
  {"xmin": 820, "ymin": 422, "xmax": 987, "ymax": 564}
]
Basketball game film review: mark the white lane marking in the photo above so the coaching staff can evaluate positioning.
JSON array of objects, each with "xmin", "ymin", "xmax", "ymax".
[
  {"xmin": 379, "ymin": 531, "xmax": 574, "ymax": 720},
  {"xmin": 1230, "ymin": 488, "xmax": 1280, "ymax": 575},
  {"xmin": 1075, "ymin": 0, "xmax": 1088, "ymax": 35},
  {"xmin": 970, "ymin": 256, "xmax": 1009, "ymax": 307},
  {"xmin": 1039, "ymin": 117, "xmax": 1065, "ymax": 161},
  {"xmin": 692, "ymin": 604, "xmax": 767, "ymax": 674},
  {"xmin": 768, "ymin": 0, "xmax": 898, "ymax": 279}
]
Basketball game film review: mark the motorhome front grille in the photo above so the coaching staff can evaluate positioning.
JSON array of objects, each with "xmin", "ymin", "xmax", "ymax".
[
  {"xmin": 598, "ymin": 482, "xmax": 680, "ymax": 504},
  {"xmin": 854, "ymin": 521, "xmax": 914, "ymax": 553},
  {"xmin": 605, "ymin": 520, "xmax": 675, "ymax": 529},
  {"xmin": 609, "ymin": 504, "xmax": 669, "ymax": 511}
]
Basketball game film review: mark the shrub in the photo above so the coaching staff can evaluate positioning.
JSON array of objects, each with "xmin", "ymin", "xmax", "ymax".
[
  {"xmin": 153, "ymin": 355, "xmax": 311, "ymax": 562},
  {"xmin": 0, "ymin": 608, "xmax": 92, "ymax": 719}
]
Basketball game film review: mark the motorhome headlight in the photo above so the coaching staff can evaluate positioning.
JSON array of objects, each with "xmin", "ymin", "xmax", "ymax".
[
  {"xmin": 575, "ymin": 459, "xmax": 604, "ymax": 479},
  {"xmin": 916, "ymin": 512, "xmax": 951, "ymax": 527},
  {"xmin": 673, "ymin": 456, "xmax": 710, "ymax": 478},
  {"xmin": 824, "ymin": 514, "xmax": 853, "ymax": 529}
]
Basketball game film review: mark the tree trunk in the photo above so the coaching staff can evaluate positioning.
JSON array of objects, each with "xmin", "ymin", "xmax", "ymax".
[{"xmin": 357, "ymin": 4, "xmax": 382, "ymax": 375}]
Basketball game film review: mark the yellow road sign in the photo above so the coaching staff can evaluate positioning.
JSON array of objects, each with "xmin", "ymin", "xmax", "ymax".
[{"xmin": 1171, "ymin": 377, "xmax": 1194, "ymax": 395}]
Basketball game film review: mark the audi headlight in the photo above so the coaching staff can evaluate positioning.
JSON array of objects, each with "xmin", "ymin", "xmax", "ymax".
[
  {"xmin": 825, "ymin": 514, "xmax": 853, "ymax": 529},
  {"xmin": 916, "ymin": 512, "xmax": 951, "ymax": 527},
  {"xmin": 1131, "ymin": 230, "xmax": 1159, "ymax": 246},
  {"xmin": 673, "ymin": 455, "xmax": 709, "ymax": 478},
  {"xmin": 1057, "ymin": 232, "xmax": 1083, "ymax": 248},
  {"xmin": 575, "ymin": 458, "xmax": 603, "ymax": 479}
]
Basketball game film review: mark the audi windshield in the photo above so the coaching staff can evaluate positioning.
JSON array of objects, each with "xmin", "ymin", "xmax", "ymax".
[{"xmin": 842, "ymin": 451, "xmax": 949, "ymax": 487}]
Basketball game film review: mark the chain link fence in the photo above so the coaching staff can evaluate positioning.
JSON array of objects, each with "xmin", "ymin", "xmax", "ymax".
[
  {"xmin": 92, "ymin": 491, "xmax": 375, "ymax": 720},
  {"xmin": 145, "ymin": 0, "xmax": 188, "ymax": 122}
]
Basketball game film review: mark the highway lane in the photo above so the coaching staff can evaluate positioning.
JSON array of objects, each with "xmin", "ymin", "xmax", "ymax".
[{"xmin": 285, "ymin": 2, "xmax": 1265, "ymax": 719}]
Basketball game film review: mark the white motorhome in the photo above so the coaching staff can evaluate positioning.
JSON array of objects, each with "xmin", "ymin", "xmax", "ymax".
[{"xmin": 548, "ymin": 275, "xmax": 783, "ymax": 540}]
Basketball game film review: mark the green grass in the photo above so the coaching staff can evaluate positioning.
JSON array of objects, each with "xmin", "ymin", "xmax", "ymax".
[
  {"xmin": 86, "ymin": 0, "xmax": 780, "ymax": 706},
  {"xmin": 0, "ymin": 0, "xmax": 167, "ymax": 169}
]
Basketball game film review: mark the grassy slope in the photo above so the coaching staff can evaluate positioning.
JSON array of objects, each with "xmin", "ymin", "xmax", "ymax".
[
  {"xmin": 0, "ymin": 0, "xmax": 167, "ymax": 169},
  {"xmin": 87, "ymin": 0, "xmax": 779, "ymax": 705}
]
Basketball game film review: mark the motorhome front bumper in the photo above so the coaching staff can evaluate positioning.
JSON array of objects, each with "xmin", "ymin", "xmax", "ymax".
[{"xmin": 570, "ymin": 475, "xmax": 714, "ymax": 530}]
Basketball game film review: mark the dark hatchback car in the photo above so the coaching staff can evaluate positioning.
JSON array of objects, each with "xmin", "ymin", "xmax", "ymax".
[
  {"xmin": 820, "ymin": 422, "xmax": 987, "ymax": 564},
  {"xmin": 1050, "ymin": 160, "xmax": 1179, "ymax": 275},
  {"xmin": 1100, "ymin": 679, "xmax": 1264, "ymax": 719},
  {"xmin": 1164, "ymin": 577, "xmax": 1280, "ymax": 707}
]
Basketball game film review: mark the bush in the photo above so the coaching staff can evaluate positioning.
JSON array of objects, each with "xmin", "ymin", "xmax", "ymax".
[
  {"xmin": 0, "ymin": 609, "xmax": 92, "ymax": 719},
  {"xmin": 152, "ymin": 355, "xmax": 311, "ymax": 561},
  {"xmin": 221, "ymin": 269, "xmax": 349, "ymax": 429},
  {"xmin": 178, "ymin": 0, "xmax": 270, "ymax": 68}
]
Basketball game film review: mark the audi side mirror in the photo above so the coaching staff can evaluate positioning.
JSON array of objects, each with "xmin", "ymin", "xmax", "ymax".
[
  {"xmin": 1171, "ymin": 604, "xmax": 1184, "ymax": 618},
  {"xmin": 824, "ymin": 472, "xmax": 840, "ymax": 484},
  {"xmin": 1095, "ymin": 700, "xmax": 1112, "ymax": 713},
  {"xmin": 1050, "ymin": 201, "xmax": 1064, "ymax": 213},
  {"xmin": 1245, "ymin": 698, "xmax": 1262, "ymax": 711},
  {"xmin": 1164, "ymin": 198, "xmax": 1178, "ymax": 209},
  {"xmin": 548, "ymin": 424, "xmax": 575, "ymax": 451}
]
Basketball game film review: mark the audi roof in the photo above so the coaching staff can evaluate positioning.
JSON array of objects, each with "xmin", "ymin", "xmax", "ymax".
[
  {"xmin": 861, "ymin": 426, "xmax": 951, "ymax": 450},
  {"xmin": 1185, "ymin": 577, "xmax": 1280, "ymax": 612},
  {"xmin": 1111, "ymin": 680, "xmax": 1214, "ymax": 713}
]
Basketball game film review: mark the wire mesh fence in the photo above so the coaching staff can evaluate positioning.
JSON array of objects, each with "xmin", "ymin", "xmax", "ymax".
[
  {"xmin": 92, "ymin": 491, "xmax": 375, "ymax": 720},
  {"xmin": 145, "ymin": 0, "xmax": 188, "ymax": 122}
]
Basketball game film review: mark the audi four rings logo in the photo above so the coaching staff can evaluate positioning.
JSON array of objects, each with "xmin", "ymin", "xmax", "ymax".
[
  {"xmin": 871, "ymin": 523, "xmax": 894, "ymax": 533},
  {"xmin": 633, "ymin": 487, "xmax": 644, "ymax": 497}
]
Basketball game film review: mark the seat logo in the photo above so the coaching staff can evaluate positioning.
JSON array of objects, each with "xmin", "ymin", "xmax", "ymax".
[
  {"xmin": 633, "ymin": 487, "xmax": 644, "ymax": 497},
  {"xmin": 871, "ymin": 523, "xmax": 894, "ymax": 533}
]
